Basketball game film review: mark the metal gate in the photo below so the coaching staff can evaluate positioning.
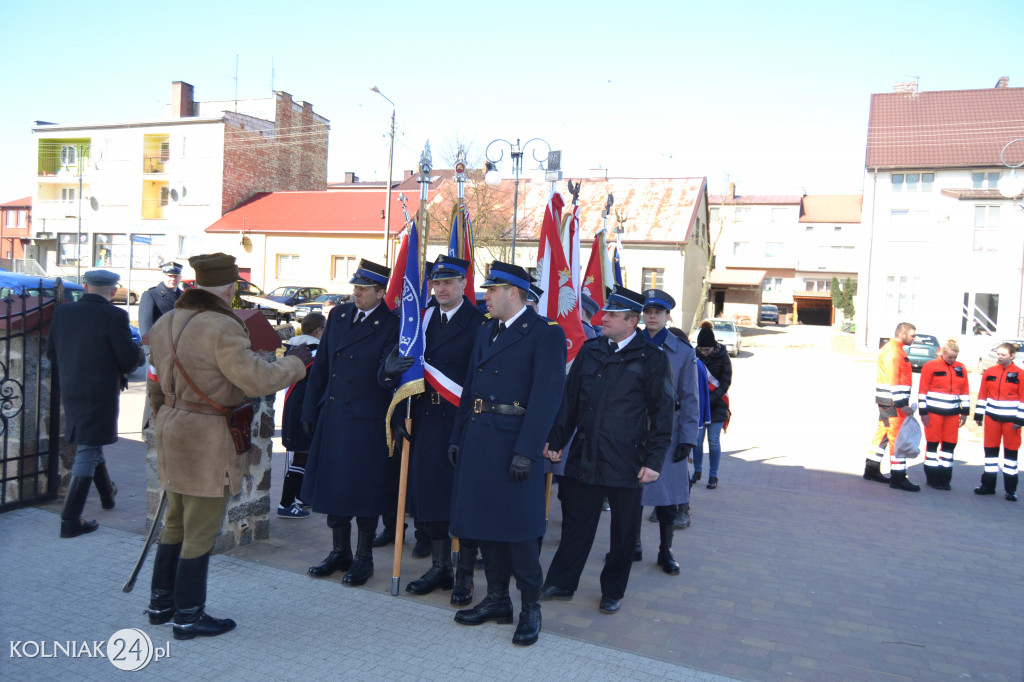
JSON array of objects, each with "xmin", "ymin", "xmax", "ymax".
[{"xmin": 0, "ymin": 289, "xmax": 61, "ymax": 512}]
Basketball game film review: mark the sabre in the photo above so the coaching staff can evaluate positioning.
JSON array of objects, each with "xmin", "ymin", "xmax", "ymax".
[{"xmin": 122, "ymin": 489, "xmax": 167, "ymax": 593}]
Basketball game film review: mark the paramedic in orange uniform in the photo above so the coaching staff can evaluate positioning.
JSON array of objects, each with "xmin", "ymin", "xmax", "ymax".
[
  {"xmin": 917, "ymin": 339, "xmax": 970, "ymax": 490},
  {"xmin": 865, "ymin": 322, "xmax": 920, "ymax": 492},
  {"xmin": 973, "ymin": 342, "xmax": 1022, "ymax": 502}
]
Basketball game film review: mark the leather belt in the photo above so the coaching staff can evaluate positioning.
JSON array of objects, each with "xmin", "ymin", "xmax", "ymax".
[
  {"xmin": 472, "ymin": 399, "xmax": 525, "ymax": 416},
  {"xmin": 169, "ymin": 396, "xmax": 228, "ymax": 417}
]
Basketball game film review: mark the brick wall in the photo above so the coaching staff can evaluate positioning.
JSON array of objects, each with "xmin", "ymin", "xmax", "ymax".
[{"xmin": 221, "ymin": 92, "xmax": 329, "ymax": 214}]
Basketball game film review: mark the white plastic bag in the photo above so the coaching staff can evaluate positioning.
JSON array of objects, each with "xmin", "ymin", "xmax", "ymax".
[{"xmin": 894, "ymin": 404, "xmax": 922, "ymax": 460}]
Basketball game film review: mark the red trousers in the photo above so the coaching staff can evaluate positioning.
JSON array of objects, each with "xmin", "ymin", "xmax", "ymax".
[
  {"xmin": 984, "ymin": 418, "xmax": 1022, "ymax": 450},
  {"xmin": 924, "ymin": 413, "xmax": 961, "ymax": 444}
]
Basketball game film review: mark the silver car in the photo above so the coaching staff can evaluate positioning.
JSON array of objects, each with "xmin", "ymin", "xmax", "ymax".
[
  {"xmin": 975, "ymin": 339, "xmax": 1024, "ymax": 373},
  {"xmin": 709, "ymin": 319, "xmax": 741, "ymax": 357}
]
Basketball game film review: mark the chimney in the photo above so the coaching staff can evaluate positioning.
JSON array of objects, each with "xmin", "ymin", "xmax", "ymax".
[
  {"xmin": 344, "ymin": 172, "xmax": 358, "ymax": 183},
  {"xmin": 728, "ymin": 182, "xmax": 736, "ymax": 200},
  {"xmin": 995, "ymin": 76, "xmax": 1010, "ymax": 88},
  {"xmin": 404, "ymin": 170, "xmax": 415, "ymax": 180},
  {"xmin": 893, "ymin": 81, "xmax": 918, "ymax": 94},
  {"xmin": 171, "ymin": 81, "xmax": 195, "ymax": 118}
]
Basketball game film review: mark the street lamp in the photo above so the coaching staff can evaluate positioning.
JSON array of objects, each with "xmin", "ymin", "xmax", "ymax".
[
  {"xmin": 484, "ymin": 137, "xmax": 556, "ymax": 265},
  {"xmin": 371, "ymin": 86, "xmax": 396, "ymax": 266}
]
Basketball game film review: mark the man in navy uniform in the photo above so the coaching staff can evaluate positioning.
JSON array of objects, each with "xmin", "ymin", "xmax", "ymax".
[
  {"xmin": 449, "ymin": 261, "xmax": 566, "ymax": 647},
  {"xmin": 301, "ymin": 259, "xmax": 405, "ymax": 586},
  {"xmin": 139, "ymin": 262, "xmax": 184, "ymax": 338},
  {"xmin": 540, "ymin": 285, "xmax": 674, "ymax": 613},
  {"xmin": 47, "ymin": 269, "xmax": 140, "ymax": 537},
  {"xmin": 398, "ymin": 255, "xmax": 487, "ymax": 605}
]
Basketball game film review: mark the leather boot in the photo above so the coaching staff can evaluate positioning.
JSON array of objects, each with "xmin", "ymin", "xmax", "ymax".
[
  {"xmin": 92, "ymin": 462, "xmax": 117, "ymax": 510},
  {"xmin": 512, "ymin": 588, "xmax": 541, "ymax": 646},
  {"xmin": 675, "ymin": 503, "xmax": 691, "ymax": 530},
  {"xmin": 147, "ymin": 542, "xmax": 181, "ymax": 624},
  {"xmin": 308, "ymin": 524, "xmax": 353, "ymax": 577},
  {"xmin": 923, "ymin": 462, "xmax": 941, "ymax": 489},
  {"xmin": 373, "ymin": 519, "xmax": 405, "ymax": 548},
  {"xmin": 657, "ymin": 522, "xmax": 680, "ymax": 575},
  {"xmin": 889, "ymin": 471, "xmax": 920, "ymax": 492},
  {"xmin": 172, "ymin": 553, "xmax": 236, "ymax": 640},
  {"xmin": 863, "ymin": 461, "xmax": 890, "ymax": 483},
  {"xmin": 454, "ymin": 586, "xmax": 513, "ymax": 626},
  {"xmin": 406, "ymin": 538, "xmax": 454, "ymax": 595},
  {"xmin": 343, "ymin": 528, "xmax": 374, "ymax": 586},
  {"xmin": 450, "ymin": 546, "xmax": 476, "ymax": 606},
  {"xmin": 974, "ymin": 471, "xmax": 997, "ymax": 495},
  {"xmin": 689, "ymin": 471, "xmax": 702, "ymax": 488},
  {"xmin": 412, "ymin": 524, "xmax": 431, "ymax": 558},
  {"xmin": 60, "ymin": 476, "xmax": 98, "ymax": 538},
  {"xmin": 942, "ymin": 463, "xmax": 953, "ymax": 490}
]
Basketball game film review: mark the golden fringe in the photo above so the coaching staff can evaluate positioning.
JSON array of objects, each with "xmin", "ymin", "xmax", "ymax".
[{"xmin": 385, "ymin": 379, "xmax": 424, "ymax": 457}]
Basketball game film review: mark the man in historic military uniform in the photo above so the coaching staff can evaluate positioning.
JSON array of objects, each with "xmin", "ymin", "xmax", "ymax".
[
  {"xmin": 301, "ymin": 259, "xmax": 405, "ymax": 587},
  {"xmin": 47, "ymin": 269, "xmax": 141, "ymax": 538},
  {"xmin": 397, "ymin": 255, "xmax": 487, "ymax": 605},
  {"xmin": 540, "ymin": 285, "xmax": 674, "ymax": 614},
  {"xmin": 449, "ymin": 261, "xmax": 567, "ymax": 647},
  {"xmin": 139, "ymin": 262, "xmax": 184, "ymax": 338}
]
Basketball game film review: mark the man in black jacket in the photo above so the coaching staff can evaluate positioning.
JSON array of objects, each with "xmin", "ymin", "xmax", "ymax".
[
  {"xmin": 540, "ymin": 285, "xmax": 674, "ymax": 614},
  {"xmin": 46, "ymin": 269, "xmax": 141, "ymax": 538}
]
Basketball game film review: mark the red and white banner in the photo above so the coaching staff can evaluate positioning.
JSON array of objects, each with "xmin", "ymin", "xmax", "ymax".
[
  {"xmin": 582, "ymin": 233, "xmax": 607, "ymax": 327},
  {"xmin": 537, "ymin": 192, "xmax": 586, "ymax": 362}
]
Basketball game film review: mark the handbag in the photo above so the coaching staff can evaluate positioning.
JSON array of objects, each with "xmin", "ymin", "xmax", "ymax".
[{"xmin": 166, "ymin": 311, "xmax": 254, "ymax": 454}]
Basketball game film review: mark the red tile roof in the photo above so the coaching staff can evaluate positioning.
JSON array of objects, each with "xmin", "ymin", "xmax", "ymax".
[
  {"xmin": 708, "ymin": 195, "xmax": 802, "ymax": 205},
  {"xmin": 939, "ymin": 188, "xmax": 1007, "ymax": 200},
  {"xmin": 0, "ymin": 197, "xmax": 31, "ymax": 208},
  {"xmin": 865, "ymin": 86, "xmax": 1024, "ymax": 169},
  {"xmin": 206, "ymin": 191, "xmax": 420, "ymax": 235},
  {"xmin": 798, "ymin": 195, "xmax": 863, "ymax": 223}
]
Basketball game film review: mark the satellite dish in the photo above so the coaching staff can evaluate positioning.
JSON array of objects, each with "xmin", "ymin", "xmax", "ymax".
[
  {"xmin": 169, "ymin": 188, "xmax": 179, "ymax": 202},
  {"xmin": 89, "ymin": 197, "xmax": 100, "ymax": 211}
]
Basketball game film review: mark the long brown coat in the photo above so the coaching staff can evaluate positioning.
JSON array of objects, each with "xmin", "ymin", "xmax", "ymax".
[{"xmin": 147, "ymin": 288, "xmax": 305, "ymax": 497}]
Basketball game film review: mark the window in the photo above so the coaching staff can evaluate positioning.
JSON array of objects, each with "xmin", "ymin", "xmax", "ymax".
[
  {"xmin": 277, "ymin": 254, "xmax": 301, "ymax": 280},
  {"xmin": 885, "ymin": 274, "xmax": 919, "ymax": 318},
  {"xmin": 60, "ymin": 187, "xmax": 76, "ymax": 202},
  {"xmin": 972, "ymin": 172, "xmax": 1001, "ymax": 190},
  {"xmin": 891, "ymin": 172, "xmax": 934, "ymax": 192},
  {"xmin": 60, "ymin": 145, "xmax": 77, "ymax": 167},
  {"xmin": 834, "ymin": 226, "xmax": 842, "ymax": 232},
  {"xmin": 889, "ymin": 209, "xmax": 930, "ymax": 229},
  {"xmin": 58, "ymin": 233, "xmax": 88, "ymax": 266},
  {"xmin": 973, "ymin": 205, "xmax": 1000, "ymax": 252},
  {"xmin": 732, "ymin": 241, "xmax": 749, "ymax": 257},
  {"xmin": 734, "ymin": 207, "xmax": 751, "ymax": 222},
  {"xmin": 805, "ymin": 279, "xmax": 830, "ymax": 293},
  {"xmin": 805, "ymin": 225, "xmax": 813, "ymax": 232},
  {"xmin": 765, "ymin": 242, "xmax": 783, "ymax": 258},
  {"xmin": 762, "ymin": 277, "xmax": 783, "ymax": 293},
  {"xmin": 332, "ymin": 255, "xmax": 356, "ymax": 281},
  {"xmin": 642, "ymin": 268, "xmax": 665, "ymax": 290},
  {"xmin": 709, "ymin": 207, "xmax": 719, "ymax": 224},
  {"xmin": 94, "ymin": 234, "xmax": 168, "ymax": 269},
  {"xmin": 160, "ymin": 187, "xmax": 170, "ymax": 207}
]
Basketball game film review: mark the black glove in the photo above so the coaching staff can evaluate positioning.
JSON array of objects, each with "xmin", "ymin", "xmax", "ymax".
[
  {"xmin": 302, "ymin": 421, "xmax": 315, "ymax": 440},
  {"xmin": 448, "ymin": 445, "xmax": 459, "ymax": 468},
  {"xmin": 391, "ymin": 410, "xmax": 412, "ymax": 443},
  {"xmin": 509, "ymin": 454, "xmax": 531, "ymax": 482},
  {"xmin": 674, "ymin": 443, "xmax": 694, "ymax": 463},
  {"xmin": 285, "ymin": 344, "xmax": 313, "ymax": 367},
  {"xmin": 974, "ymin": 414, "xmax": 984, "ymax": 426},
  {"xmin": 382, "ymin": 347, "xmax": 414, "ymax": 379}
]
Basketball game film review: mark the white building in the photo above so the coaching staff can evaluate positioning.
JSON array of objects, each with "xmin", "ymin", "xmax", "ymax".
[{"xmin": 858, "ymin": 78, "xmax": 1024, "ymax": 349}]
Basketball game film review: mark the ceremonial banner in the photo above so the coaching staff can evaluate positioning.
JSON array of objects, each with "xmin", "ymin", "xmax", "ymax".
[
  {"xmin": 384, "ymin": 228, "xmax": 409, "ymax": 311},
  {"xmin": 385, "ymin": 219, "xmax": 425, "ymax": 452},
  {"xmin": 448, "ymin": 203, "xmax": 476, "ymax": 303},
  {"xmin": 582, "ymin": 233, "xmax": 607, "ymax": 327},
  {"xmin": 537, "ymin": 192, "xmax": 586, "ymax": 362}
]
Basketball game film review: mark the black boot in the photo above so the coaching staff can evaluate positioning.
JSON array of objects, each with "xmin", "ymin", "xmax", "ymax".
[
  {"xmin": 1004, "ymin": 460, "xmax": 1018, "ymax": 501},
  {"xmin": 343, "ymin": 528, "xmax": 374, "ymax": 586},
  {"xmin": 412, "ymin": 524, "xmax": 431, "ymax": 558},
  {"xmin": 675, "ymin": 503, "xmax": 691, "ymax": 530},
  {"xmin": 923, "ymin": 462, "xmax": 941, "ymax": 490},
  {"xmin": 147, "ymin": 542, "xmax": 181, "ymax": 624},
  {"xmin": 450, "ymin": 545, "xmax": 476, "ymax": 606},
  {"xmin": 657, "ymin": 522, "xmax": 680, "ymax": 575},
  {"xmin": 172, "ymin": 553, "xmax": 236, "ymax": 640},
  {"xmin": 308, "ymin": 524, "xmax": 353, "ymax": 577},
  {"xmin": 373, "ymin": 518, "xmax": 405, "ymax": 548},
  {"xmin": 974, "ymin": 471, "xmax": 997, "ymax": 495},
  {"xmin": 942, "ymin": 462, "xmax": 953, "ymax": 491},
  {"xmin": 889, "ymin": 471, "xmax": 920, "ymax": 492},
  {"xmin": 406, "ymin": 538, "xmax": 454, "ymax": 595},
  {"xmin": 863, "ymin": 461, "xmax": 890, "ymax": 484},
  {"xmin": 689, "ymin": 471, "xmax": 702, "ymax": 488},
  {"xmin": 512, "ymin": 588, "xmax": 541, "ymax": 646},
  {"xmin": 60, "ymin": 476, "xmax": 98, "ymax": 538},
  {"xmin": 454, "ymin": 586, "xmax": 513, "ymax": 626},
  {"xmin": 93, "ymin": 462, "xmax": 117, "ymax": 510}
]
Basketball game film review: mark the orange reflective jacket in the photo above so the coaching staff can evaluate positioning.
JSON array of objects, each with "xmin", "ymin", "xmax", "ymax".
[
  {"xmin": 875, "ymin": 338, "xmax": 911, "ymax": 408},
  {"xmin": 918, "ymin": 357, "xmax": 970, "ymax": 416}
]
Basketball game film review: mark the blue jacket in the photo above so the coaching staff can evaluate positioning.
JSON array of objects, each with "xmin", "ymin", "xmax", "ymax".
[{"xmin": 450, "ymin": 305, "xmax": 566, "ymax": 542}]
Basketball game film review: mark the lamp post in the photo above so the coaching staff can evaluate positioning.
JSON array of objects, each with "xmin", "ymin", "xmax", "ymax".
[
  {"xmin": 484, "ymin": 137, "xmax": 554, "ymax": 265},
  {"xmin": 371, "ymin": 86, "xmax": 396, "ymax": 266}
]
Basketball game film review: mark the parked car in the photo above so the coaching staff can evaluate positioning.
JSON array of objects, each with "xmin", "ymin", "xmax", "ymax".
[
  {"xmin": 182, "ymin": 279, "xmax": 265, "ymax": 308},
  {"xmin": 293, "ymin": 293, "xmax": 350, "ymax": 322},
  {"xmin": 906, "ymin": 333, "xmax": 939, "ymax": 372},
  {"xmin": 758, "ymin": 304, "xmax": 779, "ymax": 325},
  {"xmin": 975, "ymin": 338, "xmax": 1024, "ymax": 373},
  {"xmin": 111, "ymin": 285, "xmax": 140, "ymax": 305},
  {"xmin": 256, "ymin": 286, "xmax": 327, "ymax": 323},
  {"xmin": 708, "ymin": 319, "xmax": 741, "ymax": 357},
  {"xmin": 0, "ymin": 271, "xmax": 85, "ymax": 303}
]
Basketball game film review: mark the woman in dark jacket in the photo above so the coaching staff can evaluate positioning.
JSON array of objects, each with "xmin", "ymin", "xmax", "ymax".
[{"xmin": 691, "ymin": 321, "xmax": 732, "ymax": 489}]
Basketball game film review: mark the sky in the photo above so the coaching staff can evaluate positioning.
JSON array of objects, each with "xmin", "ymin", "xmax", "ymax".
[{"xmin": 1, "ymin": 0, "xmax": 1022, "ymax": 203}]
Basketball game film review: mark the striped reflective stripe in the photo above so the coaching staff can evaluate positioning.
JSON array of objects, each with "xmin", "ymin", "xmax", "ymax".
[
  {"xmin": 959, "ymin": 394, "xmax": 972, "ymax": 411},
  {"xmin": 921, "ymin": 392, "xmax": 960, "ymax": 414},
  {"xmin": 976, "ymin": 398, "xmax": 988, "ymax": 416},
  {"xmin": 985, "ymin": 399, "xmax": 1019, "ymax": 419},
  {"xmin": 1002, "ymin": 461, "xmax": 1019, "ymax": 474},
  {"xmin": 984, "ymin": 456, "xmax": 1000, "ymax": 473}
]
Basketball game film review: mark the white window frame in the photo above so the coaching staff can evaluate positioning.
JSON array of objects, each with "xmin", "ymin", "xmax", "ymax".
[
  {"xmin": 331, "ymin": 255, "xmax": 356, "ymax": 281},
  {"xmin": 972, "ymin": 172, "xmax": 1001, "ymax": 190},
  {"xmin": 973, "ymin": 205, "xmax": 1000, "ymax": 252},
  {"xmin": 60, "ymin": 145, "xmax": 77, "ymax": 167},
  {"xmin": 277, "ymin": 254, "xmax": 301, "ymax": 280},
  {"xmin": 891, "ymin": 172, "xmax": 934, "ymax": 192}
]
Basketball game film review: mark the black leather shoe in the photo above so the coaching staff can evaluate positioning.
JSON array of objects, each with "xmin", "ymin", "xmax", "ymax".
[
  {"xmin": 405, "ymin": 539, "xmax": 454, "ymax": 596},
  {"xmin": 863, "ymin": 471, "xmax": 890, "ymax": 483},
  {"xmin": 172, "ymin": 610, "xmax": 236, "ymax": 640},
  {"xmin": 1006, "ymin": 492, "xmax": 1018, "ymax": 502},
  {"xmin": 372, "ymin": 529, "xmax": 395, "ymax": 548},
  {"xmin": 674, "ymin": 510, "xmax": 691, "ymax": 530},
  {"xmin": 890, "ymin": 478, "xmax": 920, "ymax": 492},
  {"xmin": 512, "ymin": 602, "xmax": 541, "ymax": 646},
  {"xmin": 411, "ymin": 534, "xmax": 431, "ymax": 558},
  {"xmin": 648, "ymin": 509, "xmax": 658, "ymax": 523},
  {"xmin": 974, "ymin": 487, "xmax": 996, "ymax": 495},
  {"xmin": 598, "ymin": 596, "xmax": 620, "ymax": 614},
  {"xmin": 308, "ymin": 549, "xmax": 352, "ymax": 577},
  {"xmin": 454, "ymin": 594, "xmax": 513, "ymax": 625},
  {"xmin": 706, "ymin": 477, "xmax": 718, "ymax": 489},
  {"xmin": 657, "ymin": 549, "xmax": 680, "ymax": 575},
  {"xmin": 538, "ymin": 585, "xmax": 574, "ymax": 601},
  {"xmin": 342, "ymin": 557, "xmax": 373, "ymax": 586}
]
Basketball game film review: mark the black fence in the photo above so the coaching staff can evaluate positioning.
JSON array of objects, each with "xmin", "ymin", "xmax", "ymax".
[{"xmin": 0, "ymin": 284, "xmax": 61, "ymax": 512}]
